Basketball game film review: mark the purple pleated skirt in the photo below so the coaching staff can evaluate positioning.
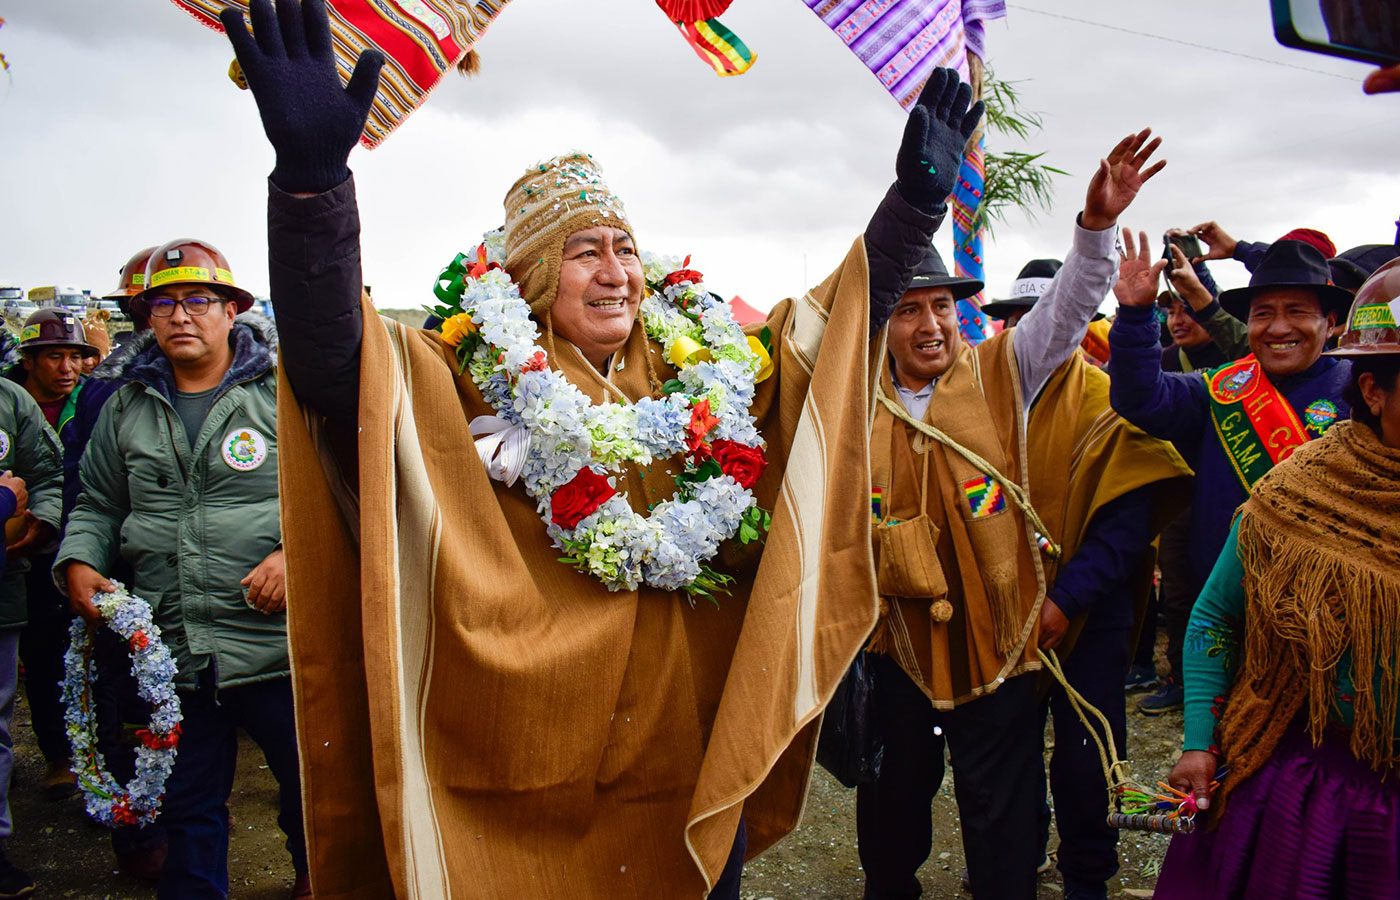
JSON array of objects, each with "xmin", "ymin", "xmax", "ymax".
[{"xmin": 1154, "ymin": 724, "xmax": 1400, "ymax": 899}]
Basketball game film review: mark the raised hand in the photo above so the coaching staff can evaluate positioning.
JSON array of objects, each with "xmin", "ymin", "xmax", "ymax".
[
  {"xmin": 1166, "ymin": 245, "xmax": 1213, "ymax": 311},
  {"xmin": 220, "ymin": 0, "xmax": 384, "ymax": 193},
  {"xmin": 894, "ymin": 67, "xmax": 986, "ymax": 213},
  {"xmin": 1187, "ymin": 221, "xmax": 1237, "ymax": 263},
  {"xmin": 1111, "ymin": 229, "xmax": 1166, "ymax": 308},
  {"xmin": 1082, "ymin": 128, "xmax": 1166, "ymax": 232}
]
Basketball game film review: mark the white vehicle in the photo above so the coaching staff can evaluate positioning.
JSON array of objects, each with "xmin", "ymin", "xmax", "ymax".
[
  {"xmin": 4, "ymin": 301, "xmax": 37, "ymax": 321},
  {"xmin": 29, "ymin": 284, "xmax": 89, "ymax": 315},
  {"xmin": 0, "ymin": 284, "xmax": 22, "ymax": 307}
]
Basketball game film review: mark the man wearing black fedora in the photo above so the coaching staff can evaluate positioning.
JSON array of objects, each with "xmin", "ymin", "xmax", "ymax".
[{"xmin": 1107, "ymin": 238, "xmax": 1353, "ymax": 680}]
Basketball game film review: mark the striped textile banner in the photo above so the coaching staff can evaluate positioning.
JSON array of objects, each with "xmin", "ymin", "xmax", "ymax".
[
  {"xmin": 952, "ymin": 135, "xmax": 992, "ymax": 344},
  {"xmin": 168, "ymin": 0, "xmax": 513, "ymax": 148},
  {"xmin": 675, "ymin": 17, "xmax": 756, "ymax": 76},
  {"xmin": 801, "ymin": 0, "xmax": 1006, "ymax": 110}
]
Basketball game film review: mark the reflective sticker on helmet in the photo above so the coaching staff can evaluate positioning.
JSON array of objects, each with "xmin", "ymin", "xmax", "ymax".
[
  {"xmin": 0, "ymin": 430, "xmax": 11, "ymax": 461},
  {"xmin": 131, "ymin": 274, "xmax": 146, "ymax": 286},
  {"xmin": 214, "ymin": 268, "xmax": 235, "ymax": 285},
  {"xmin": 19, "ymin": 326, "xmax": 38, "ymax": 343},
  {"xmin": 149, "ymin": 266, "xmax": 212, "ymax": 288},
  {"xmin": 1353, "ymin": 303, "xmax": 1398, "ymax": 330},
  {"xmin": 221, "ymin": 428, "xmax": 269, "ymax": 472}
]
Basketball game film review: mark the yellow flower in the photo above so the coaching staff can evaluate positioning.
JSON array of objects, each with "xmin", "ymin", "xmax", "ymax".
[
  {"xmin": 440, "ymin": 312, "xmax": 478, "ymax": 348},
  {"xmin": 746, "ymin": 335, "xmax": 774, "ymax": 383}
]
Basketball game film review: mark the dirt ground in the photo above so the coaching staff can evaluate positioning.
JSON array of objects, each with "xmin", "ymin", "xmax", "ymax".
[{"xmin": 7, "ymin": 656, "xmax": 1182, "ymax": 899}]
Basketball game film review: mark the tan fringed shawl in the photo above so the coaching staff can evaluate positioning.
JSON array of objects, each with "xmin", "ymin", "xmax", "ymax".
[
  {"xmin": 1217, "ymin": 421, "xmax": 1400, "ymax": 799},
  {"xmin": 276, "ymin": 240, "xmax": 878, "ymax": 899},
  {"xmin": 1026, "ymin": 353, "xmax": 1193, "ymax": 658}
]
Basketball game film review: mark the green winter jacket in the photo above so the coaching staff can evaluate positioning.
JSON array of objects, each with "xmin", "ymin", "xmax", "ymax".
[
  {"xmin": 56, "ymin": 318, "xmax": 286, "ymax": 689},
  {"xmin": 0, "ymin": 378, "xmax": 63, "ymax": 629}
]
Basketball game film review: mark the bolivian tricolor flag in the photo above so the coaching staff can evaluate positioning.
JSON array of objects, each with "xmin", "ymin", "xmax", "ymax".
[{"xmin": 674, "ymin": 17, "xmax": 755, "ymax": 77}]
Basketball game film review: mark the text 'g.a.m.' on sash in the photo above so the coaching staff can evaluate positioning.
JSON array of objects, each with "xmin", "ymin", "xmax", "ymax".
[{"xmin": 1205, "ymin": 355, "xmax": 1313, "ymax": 491}]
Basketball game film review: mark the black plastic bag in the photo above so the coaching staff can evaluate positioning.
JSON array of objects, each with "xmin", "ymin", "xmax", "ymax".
[{"xmin": 816, "ymin": 650, "xmax": 883, "ymax": 788}]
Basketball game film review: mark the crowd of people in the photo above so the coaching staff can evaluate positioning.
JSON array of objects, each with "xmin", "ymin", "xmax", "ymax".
[{"xmin": 0, "ymin": 2, "xmax": 1395, "ymax": 899}]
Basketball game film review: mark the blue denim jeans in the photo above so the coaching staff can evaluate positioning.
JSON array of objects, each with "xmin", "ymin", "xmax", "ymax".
[
  {"xmin": 0, "ymin": 629, "xmax": 18, "ymax": 840},
  {"xmin": 157, "ymin": 672, "xmax": 307, "ymax": 900}
]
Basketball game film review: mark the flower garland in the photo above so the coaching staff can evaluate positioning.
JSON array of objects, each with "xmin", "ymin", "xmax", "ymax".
[
  {"xmin": 428, "ymin": 236, "xmax": 775, "ymax": 598},
  {"xmin": 62, "ymin": 582, "xmax": 182, "ymax": 827}
]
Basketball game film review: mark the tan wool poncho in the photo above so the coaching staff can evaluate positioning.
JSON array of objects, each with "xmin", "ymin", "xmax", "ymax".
[
  {"xmin": 276, "ymin": 241, "xmax": 879, "ymax": 899},
  {"xmin": 870, "ymin": 336, "xmax": 1191, "ymax": 708}
]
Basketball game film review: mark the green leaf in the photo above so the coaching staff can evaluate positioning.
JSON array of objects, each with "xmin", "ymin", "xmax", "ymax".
[
  {"xmin": 759, "ymin": 325, "xmax": 773, "ymax": 354},
  {"xmin": 972, "ymin": 66, "xmax": 1069, "ymax": 239},
  {"xmin": 662, "ymin": 379, "xmax": 686, "ymax": 395}
]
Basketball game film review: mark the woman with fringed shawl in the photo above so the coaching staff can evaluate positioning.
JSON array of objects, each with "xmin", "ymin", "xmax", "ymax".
[{"xmin": 1155, "ymin": 258, "xmax": 1400, "ymax": 898}]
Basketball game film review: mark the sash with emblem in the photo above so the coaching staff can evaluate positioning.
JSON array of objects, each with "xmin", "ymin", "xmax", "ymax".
[{"xmin": 1205, "ymin": 354, "xmax": 1334, "ymax": 491}]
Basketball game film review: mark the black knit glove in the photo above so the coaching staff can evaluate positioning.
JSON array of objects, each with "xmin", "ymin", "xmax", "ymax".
[
  {"xmin": 894, "ymin": 67, "xmax": 985, "ymax": 214},
  {"xmin": 220, "ymin": 0, "xmax": 384, "ymax": 194}
]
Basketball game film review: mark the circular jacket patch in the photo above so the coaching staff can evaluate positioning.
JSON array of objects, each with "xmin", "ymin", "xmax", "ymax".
[
  {"xmin": 1304, "ymin": 399, "xmax": 1339, "ymax": 435},
  {"xmin": 0, "ymin": 430, "xmax": 10, "ymax": 462},
  {"xmin": 221, "ymin": 428, "xmax": 268, "ymax": 472}
]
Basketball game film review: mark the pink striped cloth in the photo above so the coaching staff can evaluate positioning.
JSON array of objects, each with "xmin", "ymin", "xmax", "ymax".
[
  {"xmin": 169, "ymin": 0, "xmax": 513, "ymax": 148},
  {"xmin": 802, "ymin": 0, "xmax": 1005, "ymax": 109}
]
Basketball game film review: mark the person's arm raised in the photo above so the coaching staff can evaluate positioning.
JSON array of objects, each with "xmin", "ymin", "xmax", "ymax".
[
  {"xmin": 222, "ymin": 0, "xmax": 384, "ymax": 424},
  {"xmin": 866, "ymin": 68, "xmax": 984, "ymax": 337},
  {"xmin": 1015, "ymin": 129, "xmax": 1166, "ymax": 401}
]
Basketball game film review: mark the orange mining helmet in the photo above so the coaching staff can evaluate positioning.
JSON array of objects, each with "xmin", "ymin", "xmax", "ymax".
[
  {"xmin": 1327, "ymin": 257, "xmax": 1400, "ymax": 358},
  {"xmin": 133, "ymin": 239, "xmax": 255, "ymax": 314}
]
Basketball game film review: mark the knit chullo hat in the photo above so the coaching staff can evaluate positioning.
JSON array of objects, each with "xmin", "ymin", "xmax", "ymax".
[{"xmin": 503, "ymin": 152, "xmax": 634, "ymax": 315}]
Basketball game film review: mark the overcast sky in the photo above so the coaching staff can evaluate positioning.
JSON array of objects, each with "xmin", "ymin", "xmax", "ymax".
[{"xmin": 1, "ymin": 0, "xmax": 1396, "ymax": 314}]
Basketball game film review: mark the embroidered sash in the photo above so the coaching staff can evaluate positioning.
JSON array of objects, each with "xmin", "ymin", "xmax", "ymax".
[{"xmin": 1206, "ymin": 355, "xmax": 1310, "ymax": 491}]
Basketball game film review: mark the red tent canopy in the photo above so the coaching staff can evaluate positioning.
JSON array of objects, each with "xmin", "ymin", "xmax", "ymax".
[{"xmin": 729, "ymin": 296, "xmax": 766, "ymax": 326}]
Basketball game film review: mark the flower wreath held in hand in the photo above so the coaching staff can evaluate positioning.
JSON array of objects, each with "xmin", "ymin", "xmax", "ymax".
[
  {"xmin": 428, "ymin": 233, "xmax": 775, "ymax": 599},
  {"xmin": 62, "ymin": 582, "xmax": 182, "ymax": 827}
]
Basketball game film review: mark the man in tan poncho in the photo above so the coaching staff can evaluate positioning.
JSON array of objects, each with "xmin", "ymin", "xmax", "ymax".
[
  {"xmin": 859, "ymin": 132, "xmax": 1189, "ymax": 900},
  {"xmin": 222, "ymin": 0, "xmax": 985, "ymax": 896}
]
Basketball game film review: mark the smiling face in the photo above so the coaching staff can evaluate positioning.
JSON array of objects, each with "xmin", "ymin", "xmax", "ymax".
[
  {"xmin": 1247, "ymin": 288, "xmax": 1335, "ymax": 378},
  {"xmin": 887, "ymin": 286, "xmax": 960, "ymax": 391},
  {"xmin": 22, "ymin": 347, "xmax": 85, "ymax": 402},
  {"xmin": 549, "ymin": 226, "xmax": 645, "ymax": 370},
  {"xmin": 1166, "ymin": 298, "xmax": 1211, "ymax": 349}
]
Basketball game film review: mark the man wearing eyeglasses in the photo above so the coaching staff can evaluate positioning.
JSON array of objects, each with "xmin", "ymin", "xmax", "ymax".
[{"xmin": 55, "ymin": 239, "xmax": 309, "ymax": 900}]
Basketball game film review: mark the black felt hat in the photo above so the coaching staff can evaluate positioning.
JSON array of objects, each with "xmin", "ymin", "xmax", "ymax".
[
  {"xmin": 1329, "ymin": 244, "xmax": 1400, "ymax": 293},
  {"xmin": 1218, "ymin": 240, "xmax": 1353, "ymax": 322},
  {"xmin": 981, "ymin": 258, "xmax": 1063, "ymax": 320},
  {"xmin": 907, "ymin": 244, "xmax": 983, "ymax": 301}
]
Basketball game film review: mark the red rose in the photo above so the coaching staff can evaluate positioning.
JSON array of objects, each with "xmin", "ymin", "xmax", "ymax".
[
  {"xmin": 711, "ymin": 440, "xmax": 768, "ymax": 489},
  {"xmin": 136, "ymin": 724, "xmax": 181, "ymax": 750},
  {"xmin": 685, "ymin": 400, "xmax": 721, "ymax": 456},
  {"xmin": 129, "ymin": 631, "xmax": 149, "ymax": 652},
  {"xmin": 550, "ymin": 468, "xmax": 617, "ymax": 530},
  {"xmin": 663, "ymin": 268, "xmax": 705, "ymax": 289}
]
